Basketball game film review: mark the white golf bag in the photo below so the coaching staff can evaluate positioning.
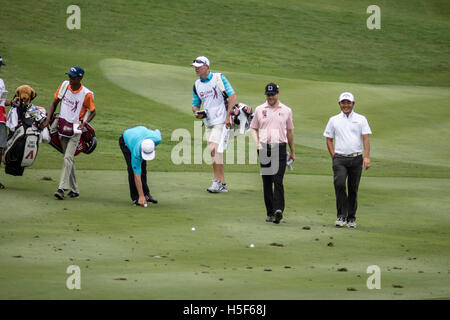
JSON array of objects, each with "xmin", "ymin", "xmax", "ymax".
[
  {"xmin": 3, "ymin": 104, "xmax": 48, "ymax": 176},
  {"xmin": 217, "ymin": 103, "xmax": 254, "ymax": 153}
]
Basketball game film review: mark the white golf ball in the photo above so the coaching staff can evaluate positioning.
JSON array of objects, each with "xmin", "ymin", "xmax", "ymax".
[
  {"xmin": 191, "ymin": 227, "xmax": 196, "ymax": 231},
  {"xmin": 250, "ymin": 244, "xmax": 255, "ymax": 248},
  {"xmin": 144, "ymin": 204, "xmax": 147, "ymax": 207}
]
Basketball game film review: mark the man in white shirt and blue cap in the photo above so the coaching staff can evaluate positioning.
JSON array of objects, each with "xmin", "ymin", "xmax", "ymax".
[{"xmin": 323, "ymin": 92, "xmax": 372, "ymax": 228}]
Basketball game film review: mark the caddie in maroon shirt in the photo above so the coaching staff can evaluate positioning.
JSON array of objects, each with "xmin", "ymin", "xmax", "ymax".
[{"xmin": 250, "ymin": 83, "xmax": 295, "ymax": 224}]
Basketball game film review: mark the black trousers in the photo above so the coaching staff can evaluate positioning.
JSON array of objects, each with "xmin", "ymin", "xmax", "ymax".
[
  {"xmin": 332, "ymin": 154, "xmax": 363, "ymax": 221},
  {"xmin": 119, "ymin": 135, "xmax": 150, "ymax": 202},
  {"xmin": 258, "ymin": 143, "xmax": 287, "ymax": 216}
]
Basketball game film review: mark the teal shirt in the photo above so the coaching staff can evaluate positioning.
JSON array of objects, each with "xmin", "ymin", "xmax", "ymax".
[{"xmin": 123, "ymin": 126, "xmax": 162, "ymax": 174}]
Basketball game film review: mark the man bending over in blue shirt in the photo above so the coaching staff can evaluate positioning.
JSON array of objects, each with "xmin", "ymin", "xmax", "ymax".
[{"xmin": 119, "ymin": 126, "xmax": 162, "ymax": 207}]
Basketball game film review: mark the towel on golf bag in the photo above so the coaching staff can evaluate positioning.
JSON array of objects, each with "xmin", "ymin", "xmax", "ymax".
[{"xmin": 217, "ymin": 124, "xmax": 230, "ymax": 153}]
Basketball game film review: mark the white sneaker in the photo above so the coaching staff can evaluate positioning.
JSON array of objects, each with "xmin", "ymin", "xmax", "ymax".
[
  {"xmin": 207, "ymin": 179, "xmax": 222, "ymax": 193},
  {"xmin": 335, "ymin": 217, "xmax": 346, "ymax": 227},
  {"xmin": 219, "ymin": 183, "xmax": 228, "ymax": 193},
  {"xmin": 347, "ymin": 220, "xmax": 357, "ymax": 228}
]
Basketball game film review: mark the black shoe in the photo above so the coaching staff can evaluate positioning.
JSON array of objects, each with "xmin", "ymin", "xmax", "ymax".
[
  {"xmin": 145, "ymin": 194, "xmax": 158, "ymax": 204},
  {"xmin": 0, "ymin": 183, "xmax": 5, "ymax": 189},
  {"xmin": 67, "ymin": 191, "xmax": 79, "ymax": 198},
  {"xmin": 54, "ymin": 189, "xmax": 65, "ymax": 200},
  {"xmin": 265, "ymin": 215, "xmax": 275, "ymax": 222},
  {"xmin": 273, "ymin": 209, "xmax": 283, "ymax": 224}
]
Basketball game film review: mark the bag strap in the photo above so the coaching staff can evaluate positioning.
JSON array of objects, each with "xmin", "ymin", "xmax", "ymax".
[
  {"xmin": 214, "ymin": 73, "xmax": 227, "ymax": 97},
  {"xmin": 57, "ymin": 80, "xmax": 70, "ymax": 100}
]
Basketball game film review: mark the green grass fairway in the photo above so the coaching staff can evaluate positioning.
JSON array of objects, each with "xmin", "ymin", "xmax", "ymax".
[
  {"xmin": 0, "ymin": 170, "xmax": 449, "ymax": 299},
  {"xmin": 0, "ymin": 0, "xmax": 449, "ymax": 300},
  {"xmin": 101, "ymin": 58, "xmax": 450, "ymax": 168}
]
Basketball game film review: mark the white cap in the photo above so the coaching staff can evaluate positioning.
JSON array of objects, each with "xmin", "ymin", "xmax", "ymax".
[
  {"xmin": 339, "ymin": 92, "xmax": 354, "ymax": 102},
  {"xmin": 191, "ymin": 56, "xmax": 210, "ymax": 67},
  {"xmin": 141, "ymin": 139, "xmax": 155, "ymax": 161}
]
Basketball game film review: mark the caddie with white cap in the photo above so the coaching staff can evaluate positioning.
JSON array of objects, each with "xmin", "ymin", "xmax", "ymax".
[
  {"xmin": 323, "ymin": 92, "xmax": 372, "ymax": 228},
  {"xmin": 190, "ymin": 55, "xmax": 237, "ymax": 193},
  {"xmin": 119, "ymin": 126, "xmax": 162, "ymax": 207}
]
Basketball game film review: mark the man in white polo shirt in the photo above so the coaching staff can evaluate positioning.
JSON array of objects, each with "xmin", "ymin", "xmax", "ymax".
[
  {"xmin": 323, "ymin": 92, "xmax": 372, "ymax": 228},
  {"xmin": 191, "ymin": 56, "xmax": 236, "ymax": 193}
]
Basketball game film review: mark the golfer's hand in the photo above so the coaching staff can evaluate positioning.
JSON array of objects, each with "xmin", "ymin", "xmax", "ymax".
[
  {"xmin": 225, "ymin": 115, "xmax": 233, "ymax": 128},
  {"xmin": 138, "ymin": 196, "xmax": 147, "ymax": 207},
  {"xmin": 194, "ymin": 113, "xmax": 203, "ymax": 119},
  {"xmin": 363, "ymin": 157, "xmax": 370, "ymax": 170},
  {"xmin": 288, "ymin": 152, "xmax": 295, "ymax": 162},
  {"xmin": 78, "ymin": 122, "xmax": 85, "ymax": 130},
  {"xmin": 257, "ymin": 143, "xmax": 263, "ymax": 150},
  {"xmin": 42, "ymin": 118, "xmax": 49, "ymax": 128}
]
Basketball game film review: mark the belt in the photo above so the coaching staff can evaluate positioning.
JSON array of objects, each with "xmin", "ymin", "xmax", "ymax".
[
  {"xmin": 263, "ymin": 142, "xmax": 286, "ymax": 148},
  {"xmin": 336, "ymin": 152, "xmax": 362, "ymax": 157}
]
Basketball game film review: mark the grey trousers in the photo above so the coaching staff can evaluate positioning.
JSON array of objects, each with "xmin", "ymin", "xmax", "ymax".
[{"xmin": 58, "ymin": 133, "xmax": 81, "ymax": 193}]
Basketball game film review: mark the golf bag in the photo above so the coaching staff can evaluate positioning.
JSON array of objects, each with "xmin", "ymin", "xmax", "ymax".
[
  {"xmin": 48, "ymin": 115, "xmax": 97, "ymax": 156},
  {"xmin": 217, "ymin": 103, "xmax": 254, "ymax": 153},
  {"xmin": 3, "ymin": 104, "xmax": 48, "ymax": 176},
  {"xmin": 229, "ymin": 103, "xmax": 254, "ymax": 134}
]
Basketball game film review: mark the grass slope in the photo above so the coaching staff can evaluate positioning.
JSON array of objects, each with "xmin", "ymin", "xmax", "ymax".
[{"xmin": 1, "ymin": 0, "xmax": 449, "ymax": 86}]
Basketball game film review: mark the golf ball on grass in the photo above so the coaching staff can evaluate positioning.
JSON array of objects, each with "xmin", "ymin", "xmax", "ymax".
[
  {"xmin": 249, "ymin": 244, "xmax": 255, "ymax": 248},
  {"xmin": 191, "ymin": 227, "xmax": 196, "ymax": 231}
]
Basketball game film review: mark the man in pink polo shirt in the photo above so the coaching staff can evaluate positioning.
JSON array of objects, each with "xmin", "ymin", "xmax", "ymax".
[{"xmin": 250, "ymin": 83, "xmax": 295, "ymax": 224}]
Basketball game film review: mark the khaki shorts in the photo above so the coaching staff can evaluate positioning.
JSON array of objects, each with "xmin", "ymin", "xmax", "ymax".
[{"xmin": 205, "ymin": 124, "xmax": 224, "ymax": 145}]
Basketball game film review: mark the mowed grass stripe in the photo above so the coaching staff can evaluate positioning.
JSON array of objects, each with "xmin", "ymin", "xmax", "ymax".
[{"xmin": 0, "ymin": 170, "xmax": 448, "ymax": 299}]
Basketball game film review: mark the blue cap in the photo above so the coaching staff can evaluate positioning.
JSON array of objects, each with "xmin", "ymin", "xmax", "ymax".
[{"xmin": 66, "ymin": 66, "xmax": 84, "ymax": 78}]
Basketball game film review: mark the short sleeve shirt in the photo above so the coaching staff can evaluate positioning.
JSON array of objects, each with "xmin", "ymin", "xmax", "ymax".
[
  {"xmin": 323, "ymin": 111, "xmax": 372, "ymax": 154},
  {"xmin": 192, "ymin": 72, "xmax": 235, "ymax": 127},
  {"xmin": 123, "ymin": 126, "xmax": 162, "ymax": 175},
  {"xmin": 0, "ymin": 78, "xmax": 6, "ymax": 123},
  {"xmin": 54, "ymin": 83, "xmax": 95, "ymax": 122},
  {"xmin": 250, "ymin": 101, "xmax": 294, "ymax": 144}
]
